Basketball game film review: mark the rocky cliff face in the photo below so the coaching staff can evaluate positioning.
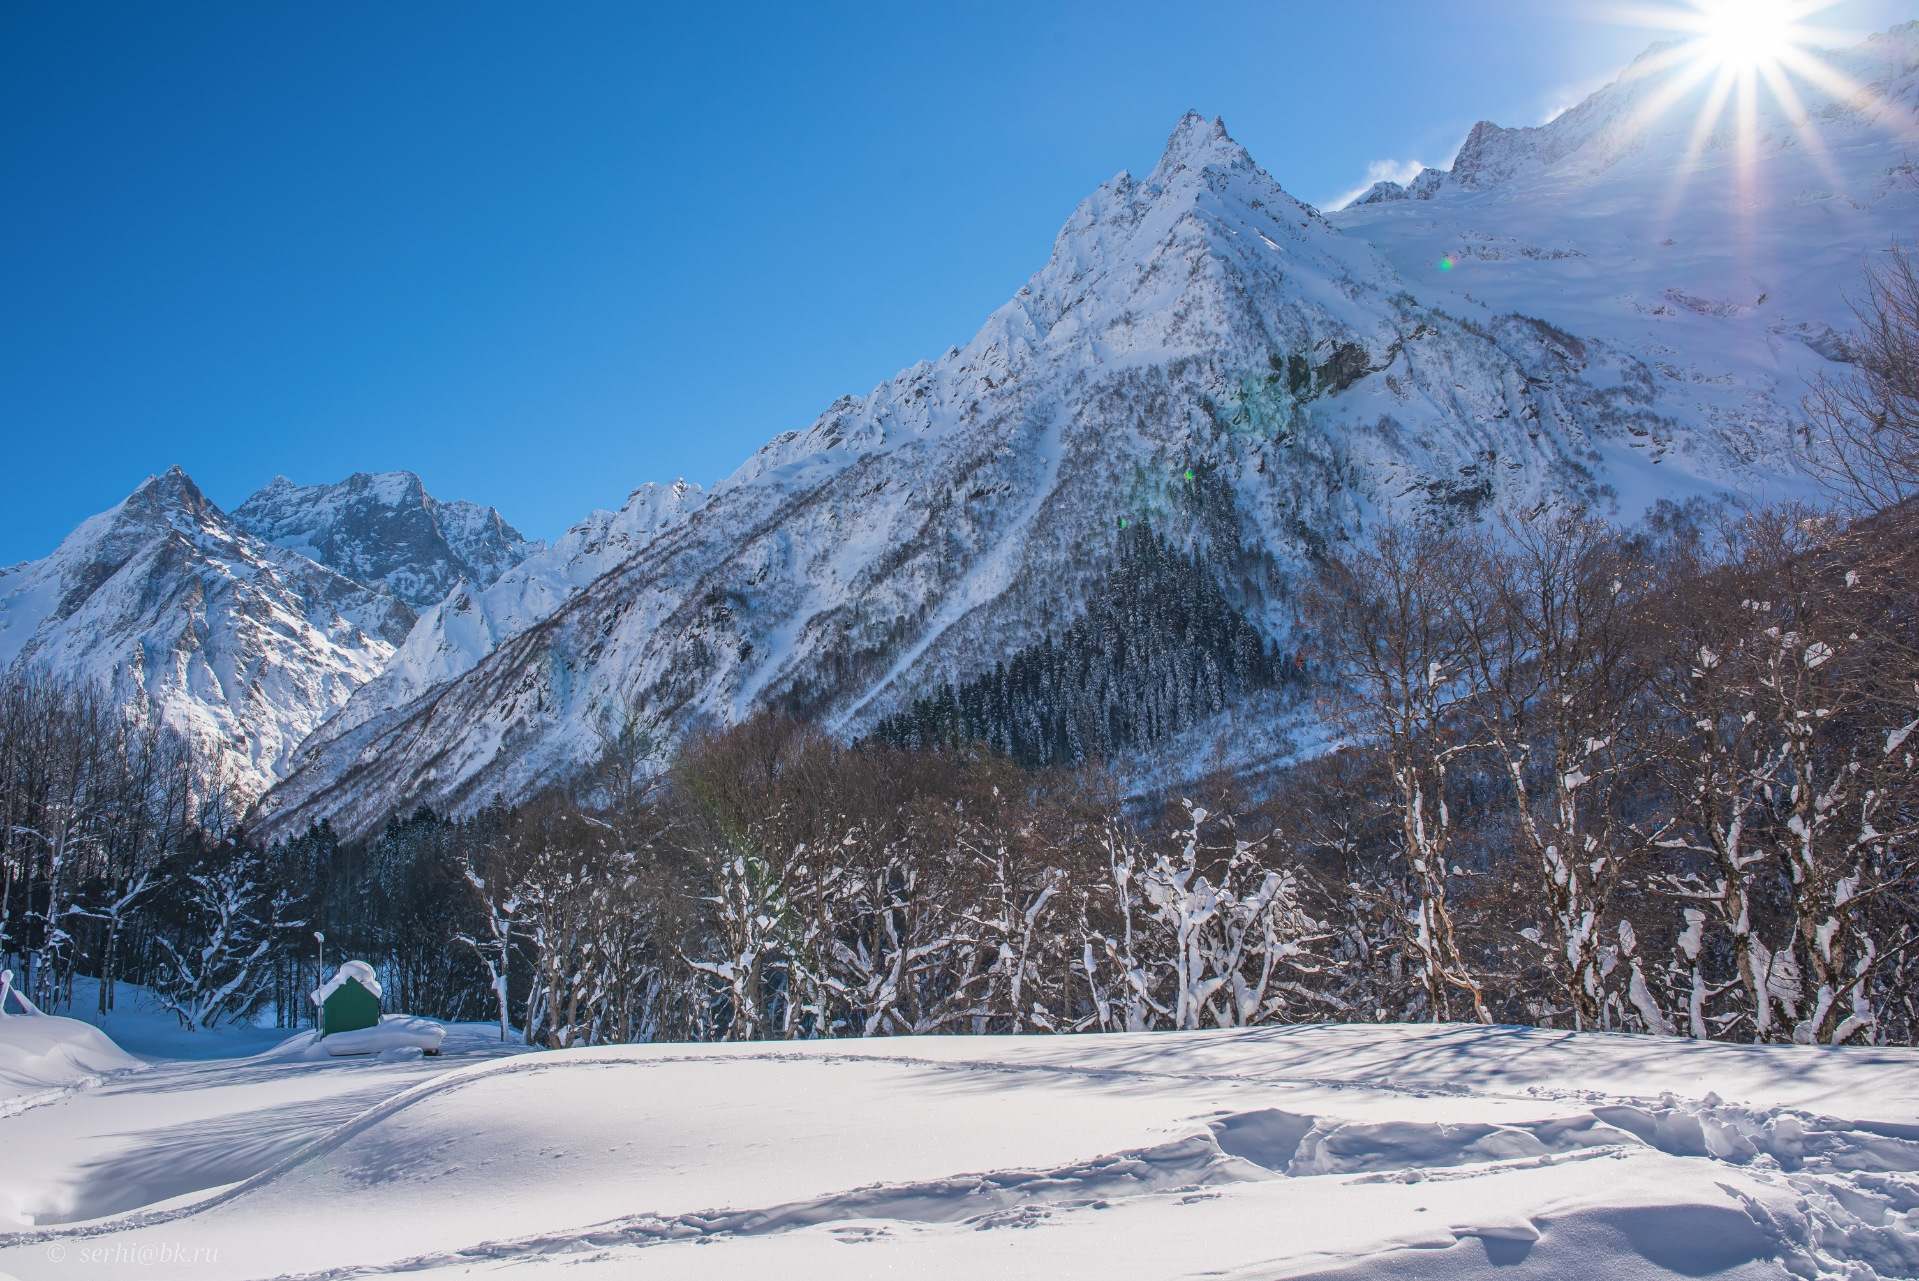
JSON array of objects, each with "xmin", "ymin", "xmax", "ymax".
[
  {"xmin": 234, "ymin": 471, "xmax": 537, "ymax": 610},
  {"xmin": 318, "ymin": 478, "xmax": 707, "ymax": 736},
  {"xmin": 254, "ymin": 109, "xmax": 1770, "ymax": 838},
  {"xmin": 0, "ymin": 468, "xmax": 414, "ymax": 796}
]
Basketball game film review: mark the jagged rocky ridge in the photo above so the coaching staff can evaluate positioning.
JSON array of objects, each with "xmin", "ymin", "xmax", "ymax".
[
  {"xmin": 0, "ymin": 469, "xmax": 414, "ymax": 796},
  {"xmin": 322, "ymin": 479, "xmax": 707, "ymax": 737},
  {"xmin": 254, "ymin": 94, "xmax": 1831, "ymax": 839},
  {"xmin": 0, "ymin": 468, "xmax": 543, "ymax": 798},
  {"xmin": 233, "ymin": 471, "xmax": 537, "ymax": 610}
]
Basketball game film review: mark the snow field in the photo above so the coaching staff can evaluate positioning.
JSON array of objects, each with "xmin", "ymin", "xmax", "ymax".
[
  {"xmin": 0, "ymin": 1001, "xmax": 522, "ymax": 1230},
  {"xmin": 2, "ymin": 1023, "xmax": 1916, "ymax": 1278},
  {"xmin": 46, "ymin": 976, "xmax": 321, "ymax": 1063}
]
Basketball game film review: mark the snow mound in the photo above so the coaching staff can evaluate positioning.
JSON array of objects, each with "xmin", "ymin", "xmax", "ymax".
[
  {"xmin": 270, "ymin": 1014, "xmax": 445, "ymax": 1060},
  {"xmin": 317, "ymin": 1016, "xmax": 442, "ymax": 1058},
  {"xmin": 0, "ymin": 1015, "xmax": 142, "ymax": 1113}
]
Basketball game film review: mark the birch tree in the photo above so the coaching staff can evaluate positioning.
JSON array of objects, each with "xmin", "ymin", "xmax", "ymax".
[
  {"xmin": 1304, "ymin": 524, "xmax": 1492, "ymax": 1023},
  {"xmin": 1649, "ymin": 512, "xmax": 1917, "ymax": 1043},
  {"xmin": 1462, "ymin": 514, "xmax": 1661, "ymax": 1030}
]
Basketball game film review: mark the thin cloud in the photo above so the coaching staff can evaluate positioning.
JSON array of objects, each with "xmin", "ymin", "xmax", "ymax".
[{"xmin": 1329, "ymin": 158, "xmax": 1429, "ymax": 210}]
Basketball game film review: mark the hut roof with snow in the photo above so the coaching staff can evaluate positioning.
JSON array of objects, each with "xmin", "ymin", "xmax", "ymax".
[{"xmin": 311, "ymin": 960, "xmax": 382, "ymax": 1037}]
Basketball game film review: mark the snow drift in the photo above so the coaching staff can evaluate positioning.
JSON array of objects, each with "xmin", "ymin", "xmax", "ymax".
[
  {"xmin": 269, "ymin": 1015, "xmax": 447, "ymax": 1060},
  {"xmin": 0, "ymin": 1015, "xmax": 141, "ymax": 1112}
]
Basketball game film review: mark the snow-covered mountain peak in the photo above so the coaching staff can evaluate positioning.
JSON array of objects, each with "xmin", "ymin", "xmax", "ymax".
[
  {"xmin": 707, "ymin": 112, "xmax": 1372, "ymax": 515},
  {"xmin": 1042, "ymin": 112, "xmax": 1330, "ymax": 283},
  {"xmin": 1149, "ymin": 110, "xmax": 1252, "ymax": 182},
  {"xmin": 233, "ymin": 469, "xmax": 536, "ymax": 609},
  {"xmin": 6, "ymin": 467, "xmax": 226, "ymax": 663},
  {"xmin": 132, "ymin": 463, "xmax": 211, "ymax": 515},
  {"xmin": 91, "ymin": 465, "xmax": 219, "ymax": 550},
  {"xmin": 968, "ymin": 112, "xmax": 1382, "ymax": 402},
  {"xmin": 263, "ymin": 89, "xmax": 1796, "ymax": 837},
  {"xmin": 2, "ymin": 468, "xmax": 417, "ymax": 797},
  {"xmin": 252, "ymin": 469, "xmax": 426, "ymax": 514}
]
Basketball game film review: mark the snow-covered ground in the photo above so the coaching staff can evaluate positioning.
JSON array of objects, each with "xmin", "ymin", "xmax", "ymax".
[
  {"xmin": 0, "ymin": 994, "xmax": 524, "ymax": 1234},
  {"xmin": 2, "ymin": 1017, "xmax": 1915, "ymax": 1280}
]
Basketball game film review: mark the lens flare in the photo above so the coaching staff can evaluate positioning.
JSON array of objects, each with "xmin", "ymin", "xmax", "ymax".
[
  {"xmin": 1695, "ymin": 0, "xmax": 1798, "ymax": 72},
  {"xmin": 1585, "ymin": 0, "xmax": 1908, "ymax": 224}
]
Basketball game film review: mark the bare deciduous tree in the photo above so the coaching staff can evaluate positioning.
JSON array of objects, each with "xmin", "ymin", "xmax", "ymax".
[
  {"xmin": 1805, "ymin": 242, "xmax": 1919, "ymax": 511},
  {"xmin": 1462, "ymin": 514, "xmax": 1662, "ymax": 1031},
  {"xmin": 1303, "ymin": 524, "xmax": 1492, "ymax": 1023}
]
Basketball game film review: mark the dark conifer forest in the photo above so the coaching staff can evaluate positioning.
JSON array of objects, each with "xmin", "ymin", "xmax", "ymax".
[{"xmin": 873, "ymin": 522, "xmax": 1293, "ymax": 766}]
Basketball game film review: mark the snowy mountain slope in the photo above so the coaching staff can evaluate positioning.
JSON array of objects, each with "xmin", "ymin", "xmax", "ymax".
[
  {"xmin": 1335, "ymin": 22, "xmax": 1919, "ymax": 515},
  {"xmin": 233, "ymin": 470, "xmax": 537, "ymax": 610},
  {"xmin": 256, "ymin": 108, "xmax": 1782, "ymax": 839},
  {"xmin": 317, "ymin": 479, "xmax": 706, "ymax": 737},
  {"xmin": 2, "ymin": 1023, "xmax": 1915, "ymax": 1279},
  {"xmin": 0, "ymin": 468, "xmax": 414, "ymax": 798}
]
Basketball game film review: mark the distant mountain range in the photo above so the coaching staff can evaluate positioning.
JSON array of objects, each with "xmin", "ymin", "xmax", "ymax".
[
  {"xmin": 234, "ymin": 470, "xmax": 539, "ymax": 611},
  {"xmin": 0, "ymin": 468, "xmax": 419, "ymax": 794},
  {"xmin": 6, "ymin": 22, "xmax": 1915, "ymax": 836}
]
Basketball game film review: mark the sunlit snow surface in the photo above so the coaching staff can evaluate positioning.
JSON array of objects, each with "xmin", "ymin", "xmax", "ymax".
[{"xmin": 3, "ymin": 1014, "xmax": 1917, "ymax": 1280}]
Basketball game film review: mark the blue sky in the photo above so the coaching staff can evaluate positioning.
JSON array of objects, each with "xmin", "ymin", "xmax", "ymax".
[{"xmin": 5, "ymin": 1, "xmax": 1917, "ymax": 562}]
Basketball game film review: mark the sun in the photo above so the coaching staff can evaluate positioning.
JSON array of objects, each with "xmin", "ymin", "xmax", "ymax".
[
  {"xmin": 1693, "ymin": 0, "xmax": 1801, "ymax": 73},
  {"xmin": 1650, "ymin": 0, "xmax": 1847, "ymax": 87},
  {"xmin": 1592, "ymin": 0, "xmax": 1897, "ymax": 197}
]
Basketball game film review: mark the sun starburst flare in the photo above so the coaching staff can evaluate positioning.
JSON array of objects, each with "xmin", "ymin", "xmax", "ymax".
[
  {"xmin": 1612, "ymin": 1, "xmax": 1906, "ymax": 139},
  {"xmin": 1694, "ymin": 0, "xmax": 1814, "ymax": 72},
  {"xmin": 1588, "ymin": 1, "xmax": 1913, "ymax": 228}
]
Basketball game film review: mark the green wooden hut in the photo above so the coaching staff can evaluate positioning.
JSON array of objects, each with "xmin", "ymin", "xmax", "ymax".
[{"xmin": 312, "ymin": 960, "xmax": 382, "ymax": 1037}]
